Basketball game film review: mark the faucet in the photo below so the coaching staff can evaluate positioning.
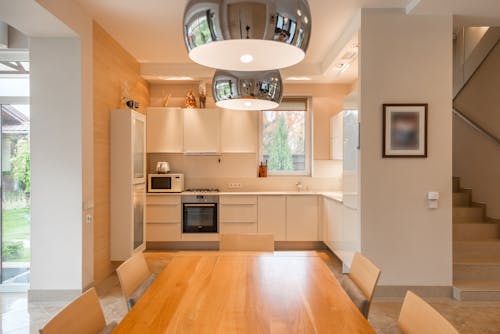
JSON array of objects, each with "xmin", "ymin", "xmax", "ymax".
[{"xmin": 296, "ymin": 181, "xmax": 303, "ymax": 192}]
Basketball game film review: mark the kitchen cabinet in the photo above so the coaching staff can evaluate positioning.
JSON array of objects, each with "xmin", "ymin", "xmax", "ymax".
[
  {"xmin": 110, "ymin": 109, "xmax": 146, "ymax": 261},
  {"xmin": 220, "ymin": 195, "xmax": 258, "ymax": 234},
  {"xmin": 330, "ymin": 112, "xmax": 343, "ymax": 160},
  {"xmin": 322, "ymin": 197, "xmax": 343, "ymax": 248},
  {"xmin": 145, "ymin": 195, "xmax": 181, "ymax": 242},
  {"xmin": 258, "ymin": 196, "xmax": 286, "ymax": 241},
  {"xmin": 220, "ymin": 109, "xmax": 258, "ymax": 153},
  {"xmin": 286, "ymin": 195, "xmax": 319, "ymax": 241},
  {"xmin": 183, "ymin": 108, "xmax": 220, "ymax": 154},
  {"xmin": 146, "ymin": 107, "xmax": 184, "ymax": 153}
]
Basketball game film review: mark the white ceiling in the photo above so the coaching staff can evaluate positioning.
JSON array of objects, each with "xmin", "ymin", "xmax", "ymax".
[{"xmin": 75, "ymin": 0, "xmax": 500, "ymax": 84}]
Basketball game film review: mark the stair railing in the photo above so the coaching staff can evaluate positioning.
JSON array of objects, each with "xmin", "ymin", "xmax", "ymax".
[{"xmin": 453, "ymin": 108, "xmax": 500, "ymax": 148}]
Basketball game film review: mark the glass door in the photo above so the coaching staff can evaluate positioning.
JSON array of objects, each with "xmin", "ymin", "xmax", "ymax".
[
  {"xmin": 133, "ymin": 183, "xmax": 145, "ymax": 250},
  {"xmin": 0, "ymin": 104, "xmax": 30, "ymax": 285},
  {"xmin": 131, "ymin": 112, "xmax": 145, "ymax": 184}
]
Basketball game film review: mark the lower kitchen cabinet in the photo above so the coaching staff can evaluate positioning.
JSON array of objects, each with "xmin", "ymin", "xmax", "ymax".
[
  {"xmin": 258, "ymin": 196, "xmax": 286, "ymax": 241},
  {"xmin": 220, "ymin": 195, "xmax": 258, "ymax": 234},
  {"xmin": 286, "ymin": 196, "xmax": 319, "ymax": 241},
  {"xmin": 146, "ymin": 195, "xmax": 181, "ymax": 242},
  {"xmin": 146, "ymin": 223, "xmax": 181, "ymax": 241}
]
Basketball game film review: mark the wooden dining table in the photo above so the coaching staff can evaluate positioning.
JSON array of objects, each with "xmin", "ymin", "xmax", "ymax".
[{"xmin": 113, "ymin": 252, "xmax": 376, "ymax": 334}]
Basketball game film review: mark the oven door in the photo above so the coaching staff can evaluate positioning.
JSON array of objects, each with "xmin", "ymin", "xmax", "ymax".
[{"xmin": 183, "ymin": 203, "xmax": 218, "ymax": 233}]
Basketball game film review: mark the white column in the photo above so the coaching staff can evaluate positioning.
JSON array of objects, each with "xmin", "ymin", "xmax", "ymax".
[{"xmin": 29, "ymin": 37, "xmax": 83, "ymax": 300}]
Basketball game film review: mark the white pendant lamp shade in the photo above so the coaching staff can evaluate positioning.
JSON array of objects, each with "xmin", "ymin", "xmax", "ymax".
[
  {"xmin": 183, "ymin": 0, "xmax": 311, "ymax": 71},
  {"xmin": 212, "ymin": 69, "xmax": 283, "ymax": 110}
]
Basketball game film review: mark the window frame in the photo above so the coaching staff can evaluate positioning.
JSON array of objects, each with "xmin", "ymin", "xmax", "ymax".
[{"xmin": 258, "ymin": 97, "xmax": 312, "ymax": 176}]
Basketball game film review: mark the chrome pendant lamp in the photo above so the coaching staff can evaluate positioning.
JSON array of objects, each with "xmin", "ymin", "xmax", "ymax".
[
  {"xmin": 183, "ymin": 0, "xmax": 312, "ymax": 71},
  {"xmin": 212, "ymin": 69, "xmax": 283, "ymax": 110}
]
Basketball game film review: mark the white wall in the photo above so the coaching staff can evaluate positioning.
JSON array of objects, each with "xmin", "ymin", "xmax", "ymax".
[
  {"xmin": 35, "ymin": 0, "xmax": 94, "ymax": 289},
  {"xmin": 360, "ymin": 9, "xmax": 453, "ymax": 288},
  {"xmin": 30, "ymin": 37, "xmax": 83, "ymax": 292}
]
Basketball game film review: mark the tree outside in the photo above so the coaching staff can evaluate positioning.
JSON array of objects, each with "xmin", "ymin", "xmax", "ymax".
[{"xmin": 262, "ymin": 110, "xmax": 306, "ymax": 172}]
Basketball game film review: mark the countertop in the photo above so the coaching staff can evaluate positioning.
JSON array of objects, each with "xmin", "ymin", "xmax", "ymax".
[{"xmin": 147, "ymin": 191, "xmax": 343, "ymax": 202}]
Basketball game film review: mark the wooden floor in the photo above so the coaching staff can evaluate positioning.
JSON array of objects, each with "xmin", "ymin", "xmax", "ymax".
[{"xmin": 114, "ymin": 252, "xmax": 376, "ymax": 333}]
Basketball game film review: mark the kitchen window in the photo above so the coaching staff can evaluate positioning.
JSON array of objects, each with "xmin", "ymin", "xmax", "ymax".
[{"xmin": 260, "ymin": 98, "xmax": 311, "ymax": 176}]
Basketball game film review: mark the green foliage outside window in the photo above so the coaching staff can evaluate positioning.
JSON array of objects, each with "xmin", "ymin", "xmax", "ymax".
[{"xmin": 11, "ymin": 138, "xmax": 30, "ymax": 193}]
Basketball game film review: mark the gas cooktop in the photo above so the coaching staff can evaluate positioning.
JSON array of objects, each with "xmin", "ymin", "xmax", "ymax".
[{"xmin": 184, "ymin": 188, "xmax": 220, "ymax": 193}]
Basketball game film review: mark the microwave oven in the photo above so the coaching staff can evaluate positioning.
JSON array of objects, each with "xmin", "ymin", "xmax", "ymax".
[{"xmin": 148, "ymin": 173, "xmax": 184, "ymax": 193}]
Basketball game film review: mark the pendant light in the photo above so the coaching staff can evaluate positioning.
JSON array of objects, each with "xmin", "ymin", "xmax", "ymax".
[
  {"xmin": 212, "ymin": 69, "xmax": 283, "ymax": 110},
  {"xmin": 183, "ymin": 0, "xmax": 311, "ymax": 71}
]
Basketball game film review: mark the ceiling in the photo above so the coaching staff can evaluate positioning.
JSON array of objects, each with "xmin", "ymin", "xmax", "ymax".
[{"xmin": 74, "ymin": 0, "xmax": 500, "ymax": 84}]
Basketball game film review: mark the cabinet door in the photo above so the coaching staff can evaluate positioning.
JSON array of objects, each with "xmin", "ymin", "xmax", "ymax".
[
  {"xmin": 133, "ymin": 184, "xmax": 146, "ymax": 250},
  {"xmin": 146, "ymin": 108, "xmax": 183, "ymax": 153},
  {"xmin": 286, "ymin": 196, "xmax": 318, "ymax": 241},
  {"xmin": 132, "ymin": 113, "xmax": 146, "ymax": 183},
  {"xmin": 258, "ymin": 196, "xmax": 286, "ymax": 241},
  {"xmin": 146, "ymin": 223, "xmax": 181, "ymax": 241},
  {"xmin": 220, "ymin": 109, "xmax": 258, "ymax": 153},
  {"xmin": 183, "ymin": 109, "xmax": 220, "ymax": 153}
]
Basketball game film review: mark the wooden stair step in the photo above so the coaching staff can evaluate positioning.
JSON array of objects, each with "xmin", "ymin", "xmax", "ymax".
[
  {"xmin": 454, "ymin": 261, "xmax": 500, "ymax": 280},
  {"xmin": 452, "ymin": 192, "xmax": 471, "ymax": 207},
  {"xmin": 453, "ymin": 223, "xmax": 499, "ymax": 240},
  {"xmin": 454, "ymin": 240, "xmax": 500, "ymax": 261},
  {"xmin": 453, "ymin": 280, "xmax": 500, "ymax": 301},
  {"xmin": 453, "ymin": 206, "xmax": 485, "ymax": 223}
]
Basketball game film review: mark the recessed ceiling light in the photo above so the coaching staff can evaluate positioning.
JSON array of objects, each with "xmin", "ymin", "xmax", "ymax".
[
  {"xmin": 183, "ymin": 0, "xmax": 311, "ymax": 71},
  {"xmin": 286, "ymin": 76, "xmax": 312, "ymax": 81},
  {"xmin": 212, "ymin": 69, "xmax": 283, "ymax": 110},
  {"xmin": 160, "ymin": 76, "xmax": 195, "ymax": 81},
  {"xmin": 240, "ymin": 54, "xmax": 254, "ymax": 64}
]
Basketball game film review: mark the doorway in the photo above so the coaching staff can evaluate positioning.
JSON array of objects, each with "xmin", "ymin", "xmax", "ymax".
[{"xmin": 0, "ymin": 57, "xmax": 30, "ymax": 289}]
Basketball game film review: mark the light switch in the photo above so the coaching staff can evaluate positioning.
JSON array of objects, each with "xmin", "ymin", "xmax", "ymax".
[{"xmin": 427, "ymin": 191, "xmax": 439, "ymax": 209}]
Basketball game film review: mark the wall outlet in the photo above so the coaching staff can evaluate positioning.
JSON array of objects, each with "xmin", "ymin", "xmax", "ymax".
[{"xmin": 228, "ymin": 183, "xmax": 242, "ymax": 189}]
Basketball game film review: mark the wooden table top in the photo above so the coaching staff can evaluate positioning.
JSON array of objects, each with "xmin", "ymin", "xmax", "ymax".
[{"xmin": 113, "ymin": 252, "xmax": 376, "ymax": 334}]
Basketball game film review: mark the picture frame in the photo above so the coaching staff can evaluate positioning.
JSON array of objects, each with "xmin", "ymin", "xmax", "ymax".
[{"xmin": 383, "ymin": 104, "xmax": 428, "ymax": 158}]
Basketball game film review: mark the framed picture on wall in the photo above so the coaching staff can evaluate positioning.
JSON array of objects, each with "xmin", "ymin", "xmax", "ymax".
[{"xmin": 383, "ymin": 104, "xmax": 428, "ymax": 158}]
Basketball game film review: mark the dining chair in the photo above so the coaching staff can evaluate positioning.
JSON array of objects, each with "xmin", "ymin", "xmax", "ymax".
[
  {"xmin": 219, "ymin": 233, "xmax": 274, "ymax": 251},
  {"xmin": 116, "ymin": 251, "xmax": 157, "ymax": 310},
  {"xmin": 340, "ymin": 252, "xmax": 381, "ymax": 318},
  {"xmin": 398, "ymin": 291, "xmax": 459, "ymax": 334},
  {"xmin": 39, "ymin": 288, "xmax": 116, "ymax": 334}
]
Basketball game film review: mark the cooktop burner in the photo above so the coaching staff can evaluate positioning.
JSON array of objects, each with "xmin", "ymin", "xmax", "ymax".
[{"xmin": 184, "ymin": 188, "xmax": 220, "ymax": 193}]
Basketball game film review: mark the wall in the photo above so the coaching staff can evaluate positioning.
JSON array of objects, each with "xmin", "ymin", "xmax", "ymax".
[
  {"xmin": 35, "ymin": 0, "xmax": 94, "ymax": 290},
  {"xmin": 149, "ymin": 82, "xmax": 351, "ymax": 160},
  {"xmin": 30, "ymin": 37, "xmax": 83, "ymax": 296},
  {"xmin": 93, "ymin": 22, "xmax": 149, "ymax": 282},
  {"xmin": 453, "ymin": 115, "xmax": 500, "ymax": 219},
  {"xmin": 360, "ymin": 9, "xmax": 453, "ymax": 291},
  {"xmin": 454, "ymin": 42, "xmax": 500, "ymax": 139}
]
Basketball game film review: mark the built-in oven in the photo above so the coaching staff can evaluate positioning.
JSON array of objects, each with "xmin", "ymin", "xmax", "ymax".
[{"xmin": 182, "ymin": 195, "xmax": 218, "ymax": 233}]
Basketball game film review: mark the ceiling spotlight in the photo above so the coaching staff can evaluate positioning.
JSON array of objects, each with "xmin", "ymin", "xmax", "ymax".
[
  {"xmin": 183, "ymin": 0, "xmax": 312, "ymax": 71},
  {"xmin": 212, "ymin": 69, "xmax": 283, "ymax": 110}
]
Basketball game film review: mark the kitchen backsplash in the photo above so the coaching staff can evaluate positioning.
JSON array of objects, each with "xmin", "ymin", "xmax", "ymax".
[{"xmin": 148, "ymin": 153, "xmax": 342, "ymax": 191}]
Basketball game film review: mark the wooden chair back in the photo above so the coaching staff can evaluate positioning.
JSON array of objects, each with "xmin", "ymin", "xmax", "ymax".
[
  {"xmin": 398, "ymin": 291, "xmax": 459, "ymax": 334},
  {"xmin": 39, "ymin": 288, "xmax": 106, "ymax": 334},
  {"xmin": 349, "ymin": 252, "xmax": 381, "ymax": 301},
  {"xmin": 219, "ymin": 234, "xmax": 274, "ymax": 251},
  {"xmin": 116, "ymin": 251, "xmax": 151, "ymax": 299}
]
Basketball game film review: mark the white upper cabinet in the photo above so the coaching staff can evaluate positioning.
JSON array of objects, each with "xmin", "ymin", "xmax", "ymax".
[
  {"xmin": 147, "ymin": 108, "xmax": 183, "ymax": 153},
  {"xmin": 220, "ymin": 109, "xmax": 258, "ymax": 153},
  {"xmin": 183, "ymin": 108, "xmax": 221, "ymax": 154},
  {"xmin": 147, "ymin": 107, "xmax": 259, "ymax": 154}
]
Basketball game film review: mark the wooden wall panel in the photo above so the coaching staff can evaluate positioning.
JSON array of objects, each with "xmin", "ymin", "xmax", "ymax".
[{"xmin": 93, "ymin": 22, "xmax": 149, "ymax": 283}]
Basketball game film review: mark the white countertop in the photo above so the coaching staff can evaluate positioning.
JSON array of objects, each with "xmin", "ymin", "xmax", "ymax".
[{"xmin": 147, "ymin": 191, "xmax": 343, "ymax": 202}]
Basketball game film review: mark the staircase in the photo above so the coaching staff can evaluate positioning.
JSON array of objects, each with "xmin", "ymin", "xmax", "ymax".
[{"xmin": 452, "ymin": 177, "xmax": 500, "ymax": 301}]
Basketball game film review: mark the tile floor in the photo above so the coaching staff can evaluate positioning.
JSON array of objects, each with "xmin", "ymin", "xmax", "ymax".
[{"xmin": 1, "ymin": 250, "xmax": 500, "ymax": 333}]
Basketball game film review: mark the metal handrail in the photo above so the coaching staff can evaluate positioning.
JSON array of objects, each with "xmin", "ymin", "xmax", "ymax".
[{"xmin": 453, "ymin": 109, "xmax": 500, "ymax": 147}]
